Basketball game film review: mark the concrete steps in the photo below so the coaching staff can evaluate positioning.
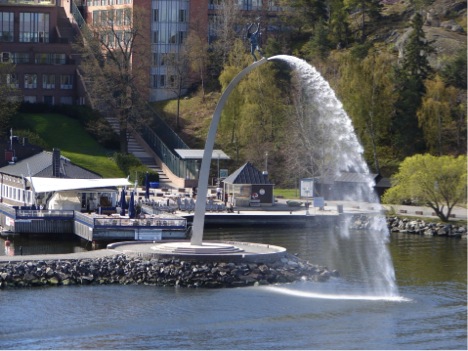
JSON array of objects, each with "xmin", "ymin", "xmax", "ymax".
[{"xmin": 105, "ymin": 117, "xmax": 169, "ymax": 184}]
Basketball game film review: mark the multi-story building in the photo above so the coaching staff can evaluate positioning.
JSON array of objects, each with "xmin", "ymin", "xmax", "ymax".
[
  {"xmin": 1, "ymin": 0, "xmax": 281, "ymax": 105},
  {"xmin": 0, "ymin": 0, "xmax": 86, "ymax": 105}
]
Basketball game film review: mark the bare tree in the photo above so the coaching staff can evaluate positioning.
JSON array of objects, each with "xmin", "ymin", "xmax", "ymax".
[{"xmin": 75, "ymin": 5, "xmax": 151, "ymax": 154}]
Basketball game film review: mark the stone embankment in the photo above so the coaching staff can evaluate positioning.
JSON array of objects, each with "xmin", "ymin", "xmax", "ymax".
[
  {"xmin": 351, "ymin": 215, "xmax": 467, "ymax": 238},
  {"xmin": 0, "ymin": 253, "xmax": 338, "ymax": 289}
]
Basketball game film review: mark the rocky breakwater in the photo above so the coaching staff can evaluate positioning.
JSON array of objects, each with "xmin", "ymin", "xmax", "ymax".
[
  {"xmin": 350, "ymin": 215, "xmax": 467, "ymax": 238},
  {"xmin": 0, "ymin": 254, "xmax": 338, "ymax": 289},
  {"xmin": 386, "ymin": 217, "xmax": 467, "ymax": 237}
]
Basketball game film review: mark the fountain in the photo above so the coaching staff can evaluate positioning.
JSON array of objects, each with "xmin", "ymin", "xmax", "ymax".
[{"xmin": 113, "ymin": 55, "xmax": 399, "ymax": 298}]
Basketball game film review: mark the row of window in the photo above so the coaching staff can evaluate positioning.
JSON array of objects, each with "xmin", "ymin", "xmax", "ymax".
[
  {"xmin": 86, "ymin": 0, "xmax": 132, "ymax": 7},
  {"xmin": 0, "ymin": 12, "xmax": 50, "ymax": 43},
  {"xmin": 1, "ymin": 184, "xmax": 33, "ymax": 205},
  {"xmin": 152, "ymin": 29, "xmax": 186, "ymax": 44},
  {"xmin": 6, "ymin": 73, "xmax": 74, "ymax": 90},
  {"xmin": 153, "ymin": 8, "xmax": 187, "ymax": 23},
  {"xmin": 24, "ymin": 95, "xmax": 75, "ymax": 105},
  {"xmin": 152, "ymin": 74, "xmax": 178, "ymax": 88},
  {"xmin": 92, "ymin": 8, "xmax": 132, "ymax": 27},
  {"xmin": 4, "ymin": 52, "xmax": 68, "ymax": 64}
]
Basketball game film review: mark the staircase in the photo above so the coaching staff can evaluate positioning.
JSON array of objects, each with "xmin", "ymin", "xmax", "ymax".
[{"xmin": 106, "ymin": 117, "xmax": 169, "ymax": 184}]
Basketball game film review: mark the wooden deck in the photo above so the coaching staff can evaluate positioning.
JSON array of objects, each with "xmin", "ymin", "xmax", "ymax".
[{"xmin": 0, "ymin": 204, "xmax": 187, "ymax": 242}]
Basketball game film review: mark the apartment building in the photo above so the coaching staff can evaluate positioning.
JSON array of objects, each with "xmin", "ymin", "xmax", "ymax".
[
  {"xmin": 82, "ymin": 0, "xmax": 281, "ymax": 102},
  {"xmin": 1, "ymin": 0, "xmax": 281, "ymax": 105},
  {"xmin": 0, "ymin": 0, "xmax": 86, "ymax": 105}
]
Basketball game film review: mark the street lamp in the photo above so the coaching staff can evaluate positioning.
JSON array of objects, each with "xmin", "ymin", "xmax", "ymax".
[
  {"xmin": 217, "ymin": 152, "xmax": 220, "ymax": 186},
  {"xmin": 264, "ymin": 151, "xmax": 268, "ymax": 174}
]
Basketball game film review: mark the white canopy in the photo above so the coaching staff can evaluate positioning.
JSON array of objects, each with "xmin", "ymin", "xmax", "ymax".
[
  {"xmin": 174, "ymin": 149, "xmax": 230, "ymax": 160},
  {"xmin": 26, "ymin": 177, "xmax": 131, "ymax": 193}
]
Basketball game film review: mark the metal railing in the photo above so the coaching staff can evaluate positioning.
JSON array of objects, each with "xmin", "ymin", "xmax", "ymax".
[{"xmin": 74, "ymin": 211, "xmax": 186, "ymax": 229}]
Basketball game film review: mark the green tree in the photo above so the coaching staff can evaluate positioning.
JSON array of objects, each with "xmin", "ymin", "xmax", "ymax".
[
  {"xmin": 303, "ymin": 19, "xmax": 331, "ymax": 61},
  {"xmin": 417, "ymin": 75, "xmax": 459, "ymax": 156},
  {"xmin": 344, "ymin": 0, "xmax": 382, "ymax": 41},
  {"xmin": 382, "ymin": 154, "xmax": 467, "ymax": 222},
  {"xmin": 337, "ymin": 51, "xmax": 396, "ymax": 174},
  {"xmin": 392, "ymin": 13, "xmax": 434, "ymax": 158},
  {"xmin": 0, "ymin": 63, "xmax": 21, "ymax": 137},
  {"xmin": 441, "ymin": 48, "xmax": 467, "ymax": 90},
  {"xmin": 329, "ymin": 0, "xmax": 351, "ymax": 49},
  {"xmin": 280, "ymin": 0, "xmax": 329, "ymax": 33}
]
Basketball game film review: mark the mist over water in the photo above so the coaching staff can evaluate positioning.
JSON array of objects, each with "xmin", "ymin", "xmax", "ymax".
[{"xmin": 269, "ymin": 55, "xmax": 399, "ymax": 298}]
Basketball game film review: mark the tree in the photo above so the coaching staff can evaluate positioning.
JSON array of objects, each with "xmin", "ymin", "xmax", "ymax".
[
  {"xmin": 417, "ymin": 75, "xmax": 459, "ymax": 156},
  {"xmin": 337, "ymin": 50, "xmax": 396, "ymax": 175},
  {"xmin": 186, "ymin": 30, "xmax": 209, "ymax": 99},
  {"xmin": 280, "ymin": 0, "xmax": 329, "ymax": 33},
  {"xmin": 329, "ymin": 0, "xmax": 351, "ymax": 49},
  {"xmin": 75, "ymin": 5, "xmax": 151, "ymax": 154},
  {"xmin": 391, "ymin": 13, "xmax": 434, "ymax": 158},
  {"xmin": 344, "ymin": 0, "xmax": 382, "ymax": 42},
  {"xmin": 0, "ymin": 62, "xmax": 21, "ymax": 137},
  {"xmin": 382, "ymin": 154, "xmax": 467, "ymax": 222}
]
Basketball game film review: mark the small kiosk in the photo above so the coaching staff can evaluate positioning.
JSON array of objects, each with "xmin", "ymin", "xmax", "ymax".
[{"xmin": 223, "ymin": 162, "xmax": 274, "ymax": 207}]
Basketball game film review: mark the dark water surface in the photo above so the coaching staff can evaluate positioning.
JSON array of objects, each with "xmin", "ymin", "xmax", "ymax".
[{"xmin": 0, "ymin": 227, "xmax": 466, "ymax": 350}]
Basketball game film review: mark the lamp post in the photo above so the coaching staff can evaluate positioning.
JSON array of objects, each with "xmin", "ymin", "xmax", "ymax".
[
  {"xmin": 264, "ymin": 151, "xmax": 268, "ymax": 174},
  {"xmin": 217, "ymin": 152, "xmax": 220, "ymax": 186}
]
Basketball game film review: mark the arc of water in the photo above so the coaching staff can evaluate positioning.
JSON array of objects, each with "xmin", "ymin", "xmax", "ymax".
[{"xmin": 191, "ymin": 58, "xmax": 270, "ymax": 246}]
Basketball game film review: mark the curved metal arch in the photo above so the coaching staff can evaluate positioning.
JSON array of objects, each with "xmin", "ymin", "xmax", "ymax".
[{"xmin": 191, "ymin": 57, "xmax": 271, "ymax": 245}]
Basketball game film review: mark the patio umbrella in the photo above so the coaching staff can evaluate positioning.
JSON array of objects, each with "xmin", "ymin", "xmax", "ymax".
[
  {"xmin": 128, "ymin": 191, "xmax": 136, "ymax": 219},
  {"xmin": 119, "ymin": 188, "xmax": 126, "ymax": 216},
  {"xmin": 145, "ymin": 172, "xmax": 150, "ymax": 200}
]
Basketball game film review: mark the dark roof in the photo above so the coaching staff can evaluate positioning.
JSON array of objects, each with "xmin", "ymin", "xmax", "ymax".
[
  {"xmin": 0, "ymin": 137, "xmax": 43, "ymax": 167},
  {"xmin": 0, "ymin": 150, "xmax": 101, "ymax": 179},
  {"xmin": 224, "ymin": 162, "xmax": 273, "ymax": 185}
]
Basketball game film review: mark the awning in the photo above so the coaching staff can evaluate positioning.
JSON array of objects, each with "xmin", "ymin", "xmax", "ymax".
[
  {"xmin": 174, "ymin": 149, "xmax": 230, "ymax": 160},
  {"xmin": 26, "ymin": 177, "xmax": 131, "ymax": 193}
]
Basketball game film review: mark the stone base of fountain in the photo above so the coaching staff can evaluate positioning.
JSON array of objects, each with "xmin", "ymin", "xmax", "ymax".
[
  {"xmin": 107, "ymin": 240, "xmax": 287, "ymax": 263},
  {"xmin": 152, "ymin": 242, "xmax": 245, "ymax": 254}
]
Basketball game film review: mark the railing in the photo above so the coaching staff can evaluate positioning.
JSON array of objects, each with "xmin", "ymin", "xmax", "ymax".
[
  {"xmin": 16, "ymin": 209, "xmax": 74, "ymax": 219},
  {"xmin": 74, "ymin": 211, "xmax": 186, "ymax": 229}
]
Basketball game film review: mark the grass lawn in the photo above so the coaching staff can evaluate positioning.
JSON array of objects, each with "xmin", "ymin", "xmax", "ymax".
[
  {"xmin": 14, "ymin": 113, "xmax": 123, "ymax": 178},
  {"xmin": 273, "ymin": 188, "xmax": 301, "ymax": 199}
]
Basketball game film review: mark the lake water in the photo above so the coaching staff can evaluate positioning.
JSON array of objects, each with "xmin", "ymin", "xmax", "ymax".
[{"xmin": 0, "ymin": 226, "xmax": 466, "ymax": 350}]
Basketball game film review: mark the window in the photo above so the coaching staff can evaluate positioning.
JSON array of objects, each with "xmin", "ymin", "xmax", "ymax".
[
  {"xmin": 24, "ymin": 74, "xmax": 37, "ymax": 89},
  {"xmin": 0, "ymin": 12, "xmax": 14, "ymax": 42},
  {"xmin": 44, "ymin": 95, "xmax": 54, "ymax": 105},
  {"xmin": 13, "ymin": 53, "xmax": 30, "ymax": 64},
  {"xmin": 179, "ymin": 10, "xmax": 186, "ymax": 23},
  {"xmin": 60, "ymin": 97, "xmax": 73, "ymax": 104},
  {"xmin": 24, "ymin": 96, "xmax": 37, "ymax": 103},
  {"xmin": 60, "ymin": 75, "xmax": 73, "ymax": 89},
  {"xmin": 7, "ymin": 74, "xmax": 18, "ymax": 88},
  {"xmin": 19, "ymin": 13, "xmax": 49, "ymax": 43},
  {"xmin": 153, "ymin": 31, "xmax": 158, "ymax": 43},
  {"xmin": 178, "ymin": 31, "xmax": 186, "ymax": 44},
  {"xmin": 153, "ymin": 9, "xmax": 159, "ymax": 22},
  {"xmin": 42, "ymin": 74, "xmax": 55, "ymax": 89}
]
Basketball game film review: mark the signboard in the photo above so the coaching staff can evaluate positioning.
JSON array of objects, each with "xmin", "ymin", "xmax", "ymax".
[
  {"xmin": 300, "ymin": 178, "xmax": 314, "ymax": 198},
  {"xmin": 135, "ymin": 229, "xmax": 162, "ymax": 241},
  {"xmin": 219, "ymin": 169, "xmax": 229, "ymax": 178},
  {"xmin": 313, "ymin": 197, "xmax": 325, "ymax": 208}
]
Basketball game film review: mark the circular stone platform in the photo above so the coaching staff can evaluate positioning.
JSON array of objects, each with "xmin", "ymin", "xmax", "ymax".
[{"xmin": 107, "ymin": 240, "xmax": 287, "ymax": 263}]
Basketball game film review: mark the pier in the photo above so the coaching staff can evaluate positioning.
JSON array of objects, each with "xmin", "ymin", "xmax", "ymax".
[{"xmin": 0, "ymin": 204, "xmax": 187, "ymax": 241}]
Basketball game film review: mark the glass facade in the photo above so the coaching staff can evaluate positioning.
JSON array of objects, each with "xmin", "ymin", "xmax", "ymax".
[
  {"xmin": 151, "ymin": 0, "xmax": 188, "ymax": 99},
  {"xmin": 0, "ymin": 12, "xmax": 14, "ymax": 42},
  {"xmin": 19, "ymin": 12, "xmax": 50, "ymax": 43}
]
